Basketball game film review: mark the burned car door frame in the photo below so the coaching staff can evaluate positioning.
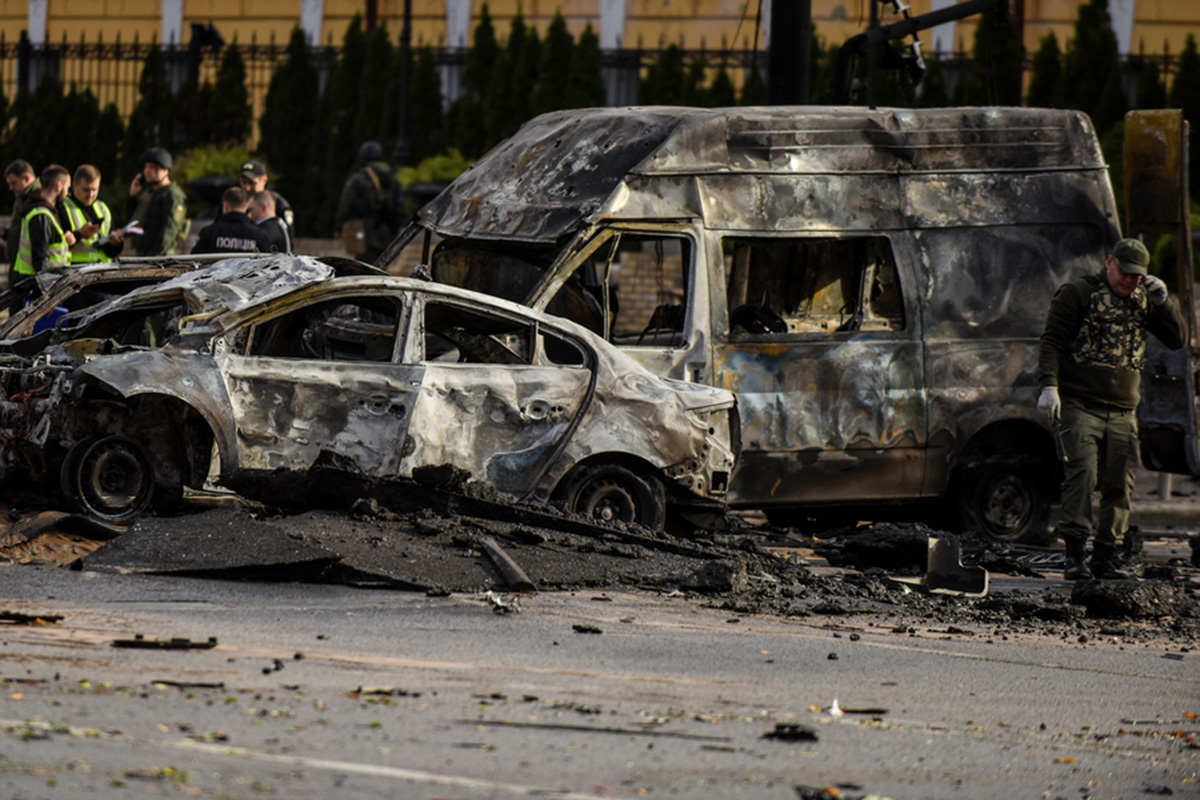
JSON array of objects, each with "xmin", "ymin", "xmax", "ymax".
[
  {"xmin": 402, "ymin": 291, "xmax": 600, "ymax": 500},
  {"xmin": 218, "ymin": 287, "xmax": 420, "ymax": 480}
]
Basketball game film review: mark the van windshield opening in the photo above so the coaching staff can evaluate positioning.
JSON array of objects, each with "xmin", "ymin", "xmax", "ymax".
[{"xmin": 545, "ymin": 233, "xmax": 692, "ymax": 347}]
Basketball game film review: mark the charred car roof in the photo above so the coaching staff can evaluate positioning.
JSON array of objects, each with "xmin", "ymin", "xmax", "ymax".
[{"xmin": 69, "ymin": 254, "xmax": 383, "ymax": 328}]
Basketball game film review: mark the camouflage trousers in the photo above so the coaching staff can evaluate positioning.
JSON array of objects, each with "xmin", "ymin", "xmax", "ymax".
[{"xmin": 1056, "ymin": 400, "xmax": 1139, "ymax": 548}]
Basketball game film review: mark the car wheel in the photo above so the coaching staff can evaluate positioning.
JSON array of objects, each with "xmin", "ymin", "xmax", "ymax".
[
  {"xmin": 956, "ymin": 464, "xmax": 1052, "ymax": 544},
  {"xmin": 556, "ymin": 463, "xmax": 667, "ymax": 531},
  {"xmin": 61, "ymin": 435, "xmax": 155, "ymax": 524}
]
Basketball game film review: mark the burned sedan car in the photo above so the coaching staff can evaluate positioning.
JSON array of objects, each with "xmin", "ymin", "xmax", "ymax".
[{"xmin": 0, "ymin": 254, "xmax": 737, "ymax": 528}]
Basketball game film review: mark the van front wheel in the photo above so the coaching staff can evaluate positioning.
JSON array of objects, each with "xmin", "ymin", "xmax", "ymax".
[{"xmin": 956, "ymin": 464, "xmax": 1052, "ymax": 544}]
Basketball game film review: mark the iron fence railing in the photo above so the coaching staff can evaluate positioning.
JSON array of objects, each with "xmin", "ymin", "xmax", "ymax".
[{"xmin": 0, "ymin": 29, "xmax": 1182, "ymax": 128}]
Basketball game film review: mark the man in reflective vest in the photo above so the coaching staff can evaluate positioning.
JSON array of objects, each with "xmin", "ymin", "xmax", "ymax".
[
  {"xmin": 62, "ymin": 164, "xmax": 124, "ymax": 264},
  {"xmin": 13, "ymin": 164, "xmax": 72, "ymax": 300}
]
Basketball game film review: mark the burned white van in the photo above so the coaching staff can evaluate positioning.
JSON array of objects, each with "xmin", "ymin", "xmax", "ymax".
[{"xmin": 381, "ymin": 106, "xmax": 1195, "ymax": 542}]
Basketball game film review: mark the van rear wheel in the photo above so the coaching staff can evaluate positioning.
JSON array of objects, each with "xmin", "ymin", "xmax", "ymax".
[{"xmin": 956, "ymin": 464, "xmax": 1052, "ymax": 544}]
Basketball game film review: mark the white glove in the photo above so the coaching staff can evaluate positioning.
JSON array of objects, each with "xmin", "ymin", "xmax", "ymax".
[
  {"xmin": 1037, "ymin": 386, "xmax": 1061, "ymax": 421},
  {"xmin": 1144, "ymin": 275, "xmax": 1168, "ymax": 305}
]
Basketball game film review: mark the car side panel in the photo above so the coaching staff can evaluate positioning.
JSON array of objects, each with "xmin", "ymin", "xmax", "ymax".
[
  {"xmin": 222, "ymin": 355, "xmax": 423, "ymax": 475},
  {"xmin": 402, "ymin": 363, "xmax": 591, "ymax": 496}
]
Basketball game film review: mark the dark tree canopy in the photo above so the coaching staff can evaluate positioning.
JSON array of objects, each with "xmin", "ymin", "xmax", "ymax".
[
  {"xmin": 258, "ymin": 27, "xmax": 323, "ymax": 231},
  {"xmin": 209, "ymin": 44, "xmax": 251, "ymax": 144},
  {"xmin": 1060, "ymin": 0, "xmax": 1121, "ymax": 123},
  {"xmin": 533, "ymin": 12, "xmax": 574, "ymax": 115},
  {"xmin": 1168, "ymin": 34, "xmax": 1200, "ymax": 203},
  {"xmin": 1025, "ymin": 33, "xmax": 1062, "ymax": 107}
]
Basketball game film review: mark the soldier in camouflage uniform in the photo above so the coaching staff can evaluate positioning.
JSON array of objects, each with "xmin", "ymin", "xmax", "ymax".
[
  {"xmin": 1037, "ymin": 239, "xmax": 1187, "ymax": 580},
  {"xmin": 125, "ymin": 148, "xmax": 188, "ymax": 257}
]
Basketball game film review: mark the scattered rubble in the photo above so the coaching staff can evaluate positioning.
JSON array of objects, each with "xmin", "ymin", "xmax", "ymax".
[
  {"xmin": 0, "ymin": 462, "xmax": 1197, "ymax": 639},
  {"xmin": 1070, "ymin": 580, "xmax": 1199, "ymax": 619}
]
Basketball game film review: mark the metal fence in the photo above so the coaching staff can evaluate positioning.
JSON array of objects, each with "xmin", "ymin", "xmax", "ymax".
[
  {"xmin": 0, "ymin": 30, "xmax": 346, "ymax": 133},
  {"xmin": 0, "ymin": 30, "xmax": 770, "ymax": 125},
  {"xmin": 0, "ymin": 29, "xmax": 1180, "ymax": 133}
]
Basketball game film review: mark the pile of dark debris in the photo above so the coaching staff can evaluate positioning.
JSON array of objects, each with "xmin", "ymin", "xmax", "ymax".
[{"xmin": 2, "ymin": 461, "xmax": 1198, "ymax": 641}]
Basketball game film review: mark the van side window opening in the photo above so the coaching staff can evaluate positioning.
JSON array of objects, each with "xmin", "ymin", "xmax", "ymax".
[
  {"xmin": 547, "ymin": 233, "xmax": 692, "ymax": 348},
  {"xmin": 724, "ymin": 236, "xmax": 904, "ymax": 335}
]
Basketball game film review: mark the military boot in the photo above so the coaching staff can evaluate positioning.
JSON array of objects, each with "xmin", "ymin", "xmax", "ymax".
[
  {"xmin": 1062, "ymin": 536, "xmax": 1090, "ymax": 581},
  {"xmin": 1089, "ymin": 542, "xmax": 1134, "ymax": 580}
]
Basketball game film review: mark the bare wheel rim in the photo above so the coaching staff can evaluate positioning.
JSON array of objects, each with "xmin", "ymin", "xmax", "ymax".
[
  {"xmin": 73, "ymin": 436, "xmax": 154, "ymax": 520},
  {"xmin": 981, "ymin": 473, "xmax": 1032, "ymax": 538},
  {"xmin": 577, "ymin": 479, "xmax": 639, "ymax": 524}
]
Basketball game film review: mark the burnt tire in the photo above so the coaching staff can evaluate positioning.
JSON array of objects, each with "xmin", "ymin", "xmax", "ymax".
[
  {"xmin": 956, "ymin": 463, "xmax": 1052, "ymax": 544},
  {"xmin": 555, "ymin": 463, "xmax": 667, "ymax": 531},
  {"xmin": 61, "ymin": 435, "xmax": 155, "ymax": 524}
]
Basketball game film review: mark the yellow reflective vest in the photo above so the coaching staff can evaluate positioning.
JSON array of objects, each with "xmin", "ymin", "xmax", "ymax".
[
  {"xmin": 62, "ymin": 196, "xmax": 114, "ymax": 263},
  {"xmin": 14, "ymin": 206, "xmax": 70, "ymax": 276}
]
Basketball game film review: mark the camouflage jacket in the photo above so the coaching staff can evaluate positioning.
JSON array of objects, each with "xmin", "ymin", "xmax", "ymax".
[
  {"xmin": 125, "ymin": 181, "xmax": 188, "ymax": 256},
  {"xmin": 1038, "ymin": 272, "xmax": 1187, "ymax": 409}
]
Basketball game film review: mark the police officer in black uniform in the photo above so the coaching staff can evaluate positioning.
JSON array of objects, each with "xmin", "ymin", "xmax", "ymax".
[{"xmin": 192, "ymin": 186, "xmax": 271, "ymax": 255}]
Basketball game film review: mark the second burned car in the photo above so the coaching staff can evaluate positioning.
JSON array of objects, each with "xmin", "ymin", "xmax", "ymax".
[{"xmin": 0, "ymin": 255, "xmax": 737, "ymax": 528}]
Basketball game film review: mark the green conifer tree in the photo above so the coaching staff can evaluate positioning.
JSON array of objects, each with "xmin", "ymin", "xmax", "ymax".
[
  {"xmin": 449, "ymin": 4, "xmax": 498, "ymax": 157},
  {"xmin": 1091, "ymin": 60, "xmax": 1129, "ymax": 133},
  {"xmin": 1025, "ymin": 33, "xmax": 1062, "ymax": 107},
  {"xmin": 1168, "ymin": 33, "xmax": 1200, "ymax": 203},
  {"xmin": 957, "ymin": 1, "xmax": 1023, "ymax": 105},
  {"xmin": 209, "ymin": 44, "xmax": 251, "ymax": 145},
  {"xmin": 125, "ymin": 46, "xmax": 179, "ymax": 175},
  {"xmin": 740, "ymin": 64, "xmax": 767, "ymax": 105},
  {"xmin": 810, "ymin": 39, "xmax": 841, "ymax": 103},
  {"xmin": 1133, "ymin": 57, "xmax": 1166, "ymax": 109},
  {"xmin": 533, "ymin": 12, "xmax": 575, "ymax": 115},
  {"xmin": 567, "ymin": 23, "xmax": 607, "ymax": 108},
  {"xmin": 320, "ymin": 16, "xmax": 370, "ymax": 225},
  {"xmin": 409, "ymin": 45, "xmax": 445, "ymax": 163},
  {"xmin": 1060, "ymin": 0, "xmax": 1122, "ymax": 123},
  {"xmin": 94, "ymin": 103, "xmax": 126, "ymax": 188},
  {"xmin": 60, "ymin": 87, "xmax": 103, "ymax": 169},
  {"xmin": 513, "ymin": 20, "xmax": 542, "ymax": 123},
  {"xmin": 682, "ymin": 58, "xmax": 707, "ymax": 106},
  {"xmin": 484, "ymin": 14, "xmax": 534, "ymax": 145},
  {"xmin": 463, "ymin": 3, "xmax": 498, "ymax": 100},
  {"xmin": 708, "ymin": 66, "xmax": 736, "ymax": 107},
  {"xmin": 640, "ymin": 44, "xmax": 686, "ymax": 105},
  {"xmin": 259, "ymin": 26, "xmax": 321, "ymax": 232},
  {"xmin": 484, "ymin": 48, "xmax": 516, "ymax": 144},
  {"xmin": 353, "ymin": 24, "xmax": 397, "ymax": 147},
  {"xmin": 916, "ymin": 55, "xmax": 950, "ymax": 107}
]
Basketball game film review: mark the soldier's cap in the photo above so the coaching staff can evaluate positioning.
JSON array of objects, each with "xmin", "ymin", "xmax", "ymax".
[
  {"xmin": 239, "ymin": 160, "xmax": 267, "ymax": 179},
  {"xmin": 140, "ymin": 147, "xmax": 173, "ymax": 170},
  {"xmin": 1112, "ymin": 238, "xmax": 1150, "ymax": 276}
]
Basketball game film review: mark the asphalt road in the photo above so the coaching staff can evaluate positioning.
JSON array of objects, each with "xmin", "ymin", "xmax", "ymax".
[{"xmin": 0, "ymin": 564, "xmax": 1197, "ymax": 800}]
